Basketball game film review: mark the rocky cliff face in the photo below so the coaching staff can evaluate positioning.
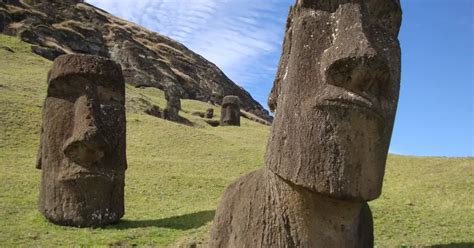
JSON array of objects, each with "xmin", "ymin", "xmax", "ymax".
[{"xmin": 0, "ymin": 0, "xmax": 271, "ymax": 120}]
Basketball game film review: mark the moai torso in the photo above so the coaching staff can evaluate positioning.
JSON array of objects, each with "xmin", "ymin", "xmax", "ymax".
[
  {"xmin": 37, "ymin": 54, "xmax": 127, "ymax": 227},
  {"xmin": 220, "ymin": 96, "xmax": 240, "ymax": 126},
  {"xmin": 210, "ymin": 0, "xmax": 402, "ymax": 247}
]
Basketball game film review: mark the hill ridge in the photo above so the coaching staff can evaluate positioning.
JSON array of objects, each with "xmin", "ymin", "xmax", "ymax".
[{"xmin": 0, "ymin": 0, "xmax": 271, "ymax": 121}]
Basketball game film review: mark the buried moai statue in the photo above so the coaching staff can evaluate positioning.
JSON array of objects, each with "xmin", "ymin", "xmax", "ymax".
[
  {"xmin": 220, "ymin": 96, "xmax": 240, "ymax": 126},
  {"xmin": 36, "ymin": 54, "xmax": 127, "ymax": 227},
  {"xmin": 162, "ymin": 84, "xmax": 181, "ymax": 121},
  {"xmin": 205, "ymin": 108, "xmax": 214, "ymax": 119},
  {"xmin": 210, "ymin": 0, "xmax": 402, "ymax": 247}
]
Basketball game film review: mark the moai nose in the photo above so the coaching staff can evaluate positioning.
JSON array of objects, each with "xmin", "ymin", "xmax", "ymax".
[
  {"xmin": 321, "ymin": 4, "xmax": 390, "ymax": 96},
  {"xmin": 63, "ymin": 91, "xmax": 107, "ymax": 165},
  {"xmin": 324, "ymin": 53, "xmax": 390, "ymax": 95}
]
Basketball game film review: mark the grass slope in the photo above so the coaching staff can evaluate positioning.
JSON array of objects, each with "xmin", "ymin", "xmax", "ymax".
[{"xmin": 0, "ymin": 35, "xmax": 472, "ymax": 247}]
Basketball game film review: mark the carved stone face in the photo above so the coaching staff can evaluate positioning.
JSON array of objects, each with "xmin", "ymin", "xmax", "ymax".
[
  {"xmin": 265, "ymin": 0, "xmax": 402, "ymax": 201},
  {"xmin": 220, "ymin": 96, "xmax": 241, "ymax": 126},
  {"xmin": 162, "ymin": 84, "xmax": 181, "ymax": 121},
  {"xmin": 37, "ymin": 54, "xmax": 126, "ymax": 226}
]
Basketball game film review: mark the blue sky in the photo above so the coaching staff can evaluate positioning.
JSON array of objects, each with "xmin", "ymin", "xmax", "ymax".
[{"xmin": 86, "ymin": 0, "xmax": 473, "ymax": 157}]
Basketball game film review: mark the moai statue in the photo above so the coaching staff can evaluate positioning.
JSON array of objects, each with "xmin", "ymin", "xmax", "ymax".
[
  {"xmin": 36, "ymin": 54, "xmax": 127, "ymax": 227},
  {"xmin": 162, "ymin": 84, "xmax": 181, "ymax": 121},
  {"xmin": 210, "ymin": 0, "xmax": 402, "ymax": 247},
  {"xmin": 220, "ymin": 96, "xmax": 240, "ymax": 126},
  {"xmin": 205, "ymin": 108, "xmax": 214, "ymax": 119}
]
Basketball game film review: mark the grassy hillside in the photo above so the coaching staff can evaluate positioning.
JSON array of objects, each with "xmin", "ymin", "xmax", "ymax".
[{"xmin": 0, "ymin": 34, "xmax": 472, "ymax": 247}]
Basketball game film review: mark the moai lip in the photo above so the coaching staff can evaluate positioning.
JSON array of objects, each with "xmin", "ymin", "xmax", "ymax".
[
  {"xmin": 37, "ymin": 54, "xmax": 127, "ymax": 227},
  {"xmin": 220, "ymin": 96, "xmax": 241, "ymax": 126}
]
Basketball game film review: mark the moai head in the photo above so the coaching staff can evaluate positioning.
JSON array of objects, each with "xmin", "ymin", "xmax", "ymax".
[
  {"xmin": 37, "ymin": 54, "xmax": 127, "ymax": 227},
  {"xmin": 205, "ymin": 108, "xmax": 214, "ymax": 119},
  {"xmin": 265, "ymin": 0, "xmax": 402, "ymax": 201},
  {"xmin": 163, "ymin": 84, "xmax": 181, "ymax": 120},
  {"xmin": 220, "ymin": 96, "xmax": 240, "ymax": 126}
]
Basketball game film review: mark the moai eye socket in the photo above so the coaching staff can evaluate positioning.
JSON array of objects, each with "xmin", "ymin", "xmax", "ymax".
[
  {"xmin": 96, "ymin": 86, "xmax": 125, "ymax": 106},
  {"xmin": 47, "ymin": 77, "xmax": 88, "ymax": 100}
]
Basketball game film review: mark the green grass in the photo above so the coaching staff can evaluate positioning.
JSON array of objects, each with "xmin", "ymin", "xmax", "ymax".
[{"xmin": 0, "ymin": 34, "xmax": 473, "ymax": 247}]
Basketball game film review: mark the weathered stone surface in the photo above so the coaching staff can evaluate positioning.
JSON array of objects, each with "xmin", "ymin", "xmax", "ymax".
[
  {"xmin": 210, "ymin": 0, "xmax": 402, "ymax": 246},
  {"xmin": 31, "ymin": 45, "xmax": 65, "ymax": 60},
  {"xmin": 210, "ymin": 169, "xmax": 374, "ymax": 248},
  {"xmin": 220, "ymin": 96, "xmax": 240, "ymax": 126},
  {"xmin": 205, "ymin": 108, "xmax": 214, "ymax": 119},
  {"xmin": 162, "ymin": 84, "xmax": 181, "ymax": 121},
  {"xmin": 37, "ymin": 54, "xmax": 127, "ymax": 227},
  {"xmin": 0, "ymin": 1, "xmax": 271, "ymax": 121}
]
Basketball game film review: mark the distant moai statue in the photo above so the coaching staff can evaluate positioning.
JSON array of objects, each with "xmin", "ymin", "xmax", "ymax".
[
  {"xmin": 205, "ymin": 108, "xmax": 214, "ymax": 119},
  {"xmin": 210, "ymin": 0, "xmax": 402, "ymax": 247},
  {"xmin": 220, "ymin": 96, "xmax": 240, "ymax": 126},
  {"xmin": 36, "ymin": 54, "xmax": 127, "ymax": 227},
  {"xmin": 162, "ymin": 84, "xmax": 181, "ymax": 121}
]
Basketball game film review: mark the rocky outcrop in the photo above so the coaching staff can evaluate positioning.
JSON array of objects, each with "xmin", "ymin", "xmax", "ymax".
[{"xmin": 0, "ymin": 0, "xmax": 271, "ymax": 121}]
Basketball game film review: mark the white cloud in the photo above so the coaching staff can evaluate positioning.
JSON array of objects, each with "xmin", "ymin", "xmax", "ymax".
[{"xmin": 86, "ymin": 0, "xmax": 293, "ymax": 106}]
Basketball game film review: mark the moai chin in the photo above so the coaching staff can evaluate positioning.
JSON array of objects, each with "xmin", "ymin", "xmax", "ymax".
[
  {"xmin": 220, "ymin": 96, "xmax": 240, "ymax": 126},
  {"xmin": 162, "ymin": 84, "xmax": 181, "ymax": 121},
  {"xmin": 36, "ymin": 54, "xmax": 127, "ymax": 227},
  {"xmin": 210, "ymin": 0, "xmax": 402, "ymax": 247}
]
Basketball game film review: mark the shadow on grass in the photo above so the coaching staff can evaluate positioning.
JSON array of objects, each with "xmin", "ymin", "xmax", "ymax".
[
  {"xmin": 107, "ymin": 210, "xmax": 215, "ymax": 230},
  {"xmin": 429, "ymin": 243, "xmax": 474, "ymax": 248}
]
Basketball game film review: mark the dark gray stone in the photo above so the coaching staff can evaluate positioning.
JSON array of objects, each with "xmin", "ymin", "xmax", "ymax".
[{"xmin": 205, "ymin": 108, "xmax": 214, "ymax": 119}]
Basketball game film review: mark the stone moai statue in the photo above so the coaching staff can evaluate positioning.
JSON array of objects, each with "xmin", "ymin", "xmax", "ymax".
[
  {"xmin": 36, "ymin": 54, "xmax": 127, "ymax": 227},
  {"xmin": 205, "ymin": 108, "xmax": 214, "ymax": 119},
  {"xmin": 220, "ymin": 96, "xmax": 240, "ymax": 126},
  {"xmin": 210, "ymin": 0, "xmax": 402, "ymax": 247},
  {"xmin": 162, "ymin": 84, "xmax": 181, "ymax": 121}
]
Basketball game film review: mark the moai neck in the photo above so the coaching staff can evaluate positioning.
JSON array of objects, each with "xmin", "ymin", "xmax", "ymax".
[{"xmin": 269, "ymin": 171, "xmax": 372, "ymax": 247}]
